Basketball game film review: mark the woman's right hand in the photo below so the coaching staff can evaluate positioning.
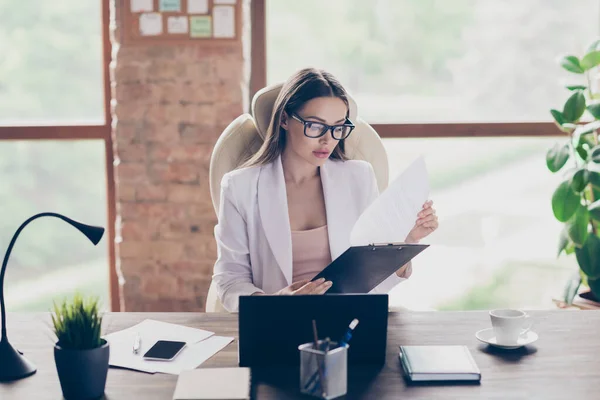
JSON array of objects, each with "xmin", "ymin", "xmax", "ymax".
[{"xmin": 275, "ymin": 278, "xmax": 332, "ymax": 295}]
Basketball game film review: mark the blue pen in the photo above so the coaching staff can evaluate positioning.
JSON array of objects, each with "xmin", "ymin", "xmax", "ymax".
[{"xmin": 305, "ymin": 318, "xmax": 360, "ymax": 392}]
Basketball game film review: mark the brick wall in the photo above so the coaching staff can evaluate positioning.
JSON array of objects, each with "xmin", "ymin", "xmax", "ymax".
[{"xmin": 110, "ymin": 1, "xmax": 249, "ymax": 311}]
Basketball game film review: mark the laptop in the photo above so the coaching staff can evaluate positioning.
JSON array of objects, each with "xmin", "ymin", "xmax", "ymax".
[{"xmin": 238, "ymin": 294, "xmax": 389, "ymax": 367}]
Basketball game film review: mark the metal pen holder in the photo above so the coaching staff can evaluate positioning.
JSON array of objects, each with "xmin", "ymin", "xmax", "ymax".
[{"xmin": 298, "ymin": 340, "xmax": 348, "ymax": 399}]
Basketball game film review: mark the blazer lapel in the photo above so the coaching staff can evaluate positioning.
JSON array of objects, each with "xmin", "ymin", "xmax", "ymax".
[
  {"xmin": 321, "ymin": 160, "xmax": 354, "ymax": 261},
  {"xmin": 258, "ymin": 156, "xmax": 293, "ymax": 285}
]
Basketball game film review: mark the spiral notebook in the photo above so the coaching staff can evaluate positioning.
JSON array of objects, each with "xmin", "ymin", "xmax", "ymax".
[
  {"xmin": 173, "ymin": 368, "xmax": 251, "ymax": 400},
  {"xmin": 398, "ymin": 346, "xmax": 481, "ymax": 382}
]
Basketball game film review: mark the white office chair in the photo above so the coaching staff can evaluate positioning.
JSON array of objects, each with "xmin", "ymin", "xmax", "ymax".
[{"xmin": 205, "ymin": 83, "xmax": 390, "ymax": 312}]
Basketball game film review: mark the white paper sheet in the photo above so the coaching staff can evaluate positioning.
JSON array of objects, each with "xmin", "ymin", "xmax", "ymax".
[
  {"xmin": 157, "ymin": 336, "xmax": 234, "ymax": 375},
  {"xmin": 131, "ymin": 0, "xmax": 153, "ymax": 12},
  {"xmin": 188, "ymin": 0, "xmax": 209, "ymax": 14},
  {"xmin": 139, "ymin": 13, "xmax": 163, "ymax": 36},
  {"xmin": 213, "ymin": 5, "xmax": 235, "ymax": 38},
  {"xmin": 168, "ymin": 16, "xmax": 189, "ymax": 34},
  {"xmin": 104, "ymin": 319, "xmax": 215, "ymax": 374},
  {"xmin": 350, "ymin": 156, "xmax": 430, "ymax": 246},
  {"xmin": 214, "ymin": 0, "xmax": 237, "ymax": 4}
]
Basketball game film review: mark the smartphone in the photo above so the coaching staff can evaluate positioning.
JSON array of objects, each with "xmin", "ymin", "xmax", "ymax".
[{"xmin": 142, "ymin": 340, "xmax": 187, "ymax": 361}]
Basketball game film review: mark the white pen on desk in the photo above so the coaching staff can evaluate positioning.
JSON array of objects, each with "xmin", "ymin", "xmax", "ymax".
[{"xmin": 133, "ymin": 333, "xmax": 141, "ymax": 354}]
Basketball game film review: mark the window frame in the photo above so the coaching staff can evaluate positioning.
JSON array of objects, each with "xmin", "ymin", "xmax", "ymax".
[
  {"xmin": 0, "ymin": 1, "xmax": 119, "ymax": 311},
  {"xmin": 250, "ymin": 0, "xmax": 563, "ymax": 138}
]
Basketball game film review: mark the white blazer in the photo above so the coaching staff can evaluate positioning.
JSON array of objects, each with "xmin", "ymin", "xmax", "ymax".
[{"xmin": 212, "ymin": 155, "xmax": 406, "ymax": 312}]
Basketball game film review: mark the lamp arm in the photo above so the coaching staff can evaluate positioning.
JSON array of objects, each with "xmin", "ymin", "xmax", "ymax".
[{"xmin": 1, "ymin": 212, "xmax": 68, "ymax": 340}]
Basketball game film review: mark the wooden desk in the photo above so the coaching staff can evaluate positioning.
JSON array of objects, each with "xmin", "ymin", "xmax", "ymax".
[{"xmin": 1, "ymin": 310, "xmax": 598, "ymax": 399}]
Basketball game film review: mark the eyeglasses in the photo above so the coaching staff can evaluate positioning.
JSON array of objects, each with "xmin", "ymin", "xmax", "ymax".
[{"xmin": 290, "ymin": 113, "xmax": 355, "ymax": 140}]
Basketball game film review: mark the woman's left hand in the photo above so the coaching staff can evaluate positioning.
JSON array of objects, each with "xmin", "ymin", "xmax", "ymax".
[{"xmin": 405, "ymin": 200, "xmax": 438, "ymax": 244}]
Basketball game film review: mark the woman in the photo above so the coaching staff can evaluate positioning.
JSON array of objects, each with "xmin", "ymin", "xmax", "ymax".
[{"xmin": 213, "ymin": 68, "xmax": 438, "ymax": 312}]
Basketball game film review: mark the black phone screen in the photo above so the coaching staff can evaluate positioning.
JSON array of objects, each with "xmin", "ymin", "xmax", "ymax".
[{"xmin": 143, "ymin": 340, "xmax": 186, "ymax": 360}]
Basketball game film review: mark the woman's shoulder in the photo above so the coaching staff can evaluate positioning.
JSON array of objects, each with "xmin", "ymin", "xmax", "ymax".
[{"xmin": 221, "ymin": 164, "xmax": 262, "ymax": 189}]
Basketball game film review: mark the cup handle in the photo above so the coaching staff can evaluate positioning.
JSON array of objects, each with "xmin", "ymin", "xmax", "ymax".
[{"xmin": 521, "ymin": 314, "xmax": 533, "ymax": 335}]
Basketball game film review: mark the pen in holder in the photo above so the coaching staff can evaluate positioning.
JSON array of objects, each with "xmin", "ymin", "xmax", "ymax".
[{"xmin": 298, "ymin": 340, "xmax": 348, "ymax": 399}]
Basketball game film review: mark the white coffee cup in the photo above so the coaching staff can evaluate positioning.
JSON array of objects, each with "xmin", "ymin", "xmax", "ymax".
[{"xmin": 489, "ymin": 309, "xmax": 532, "ymax": 345}]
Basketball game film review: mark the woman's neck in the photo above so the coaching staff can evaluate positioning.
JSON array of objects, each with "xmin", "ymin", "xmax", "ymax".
[{"xmin": 281, "ymin": 149, "xmax": 319, "ymax": 184}]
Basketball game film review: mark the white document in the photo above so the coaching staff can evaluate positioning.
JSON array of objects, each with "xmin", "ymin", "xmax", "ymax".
[
  {"xmin": 168, "ymin": 16, "xmax": 189, "ymax": 34},
  {"xmin": 104, "ymin": 319, "xmax": 215, "ymax": 374},
  {"xmin": 350, "ymin": 156, "xmax": 430, "ymax": 246},
  {"xmin": 131, "ymin": 0, "xmax": 153, "ymax": 12},
  {"xmin": 158, "ymin": 336, "xmax": 234, "ymax": 375},
  {"xmin": 139, "ymin": 13, "xmax": 163, "ymax": 36},
  {"xmin": 188, "ymin": 0, "xmax": 209, "ymax": 13},
  {"xmin": 213, "ymin": 5, "xmax": 235, "ymax": 38},
  {"xmin": 214, "ymin": 0, "xmax": 237, "ymax": 4}
]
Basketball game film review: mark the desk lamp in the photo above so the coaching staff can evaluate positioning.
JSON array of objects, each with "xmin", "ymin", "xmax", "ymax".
[{"xmin": 0, "ymin": 212, "xmax": 104, "ymax": 381}]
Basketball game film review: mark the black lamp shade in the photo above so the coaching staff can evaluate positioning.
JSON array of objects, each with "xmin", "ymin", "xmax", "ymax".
[{"xmin": 65, "ymin": 219, "xmax": 105, "ymax": 245}]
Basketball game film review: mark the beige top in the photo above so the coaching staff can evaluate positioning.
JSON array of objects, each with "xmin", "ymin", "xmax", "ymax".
[{"xmin": 291, "ymin": 225, "xmax": 332, "ymax": 283}]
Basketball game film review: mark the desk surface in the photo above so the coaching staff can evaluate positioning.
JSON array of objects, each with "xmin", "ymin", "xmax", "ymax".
[{"xmin": 1, "ymin": 310, "xmax": 598, "ymax": 399}]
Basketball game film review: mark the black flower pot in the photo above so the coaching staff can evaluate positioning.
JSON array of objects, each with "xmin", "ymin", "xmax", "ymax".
[{"xmin": 54, "ymin": 339, "xmax": 109, "ymax": 400}]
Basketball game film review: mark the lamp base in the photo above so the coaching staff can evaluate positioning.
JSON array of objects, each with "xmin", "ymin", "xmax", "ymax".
[{"xmin": 0, "ymin": 336, "xmax": 37, "ymax": 382}]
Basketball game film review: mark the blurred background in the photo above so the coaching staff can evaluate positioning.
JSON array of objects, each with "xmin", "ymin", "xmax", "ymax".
[{"xmin": 1, "ymin": 0, "xmax": 596, "ymax": 311}]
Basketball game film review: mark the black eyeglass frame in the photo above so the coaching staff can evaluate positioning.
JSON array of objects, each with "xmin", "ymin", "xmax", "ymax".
[{"xmin": 289, "ymin": 113, "xmax": 356, "ymax": 140}]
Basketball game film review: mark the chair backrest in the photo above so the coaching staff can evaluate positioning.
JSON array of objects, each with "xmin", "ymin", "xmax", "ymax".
[{"xmin": 205, "ymin": 83, "xmax": 389, "ymax": 312}]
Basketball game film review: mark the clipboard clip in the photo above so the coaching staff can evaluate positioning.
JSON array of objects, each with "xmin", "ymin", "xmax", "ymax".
[{"xmin": 368, "ymin": 242, "xmax": 406, "ymax": 247}]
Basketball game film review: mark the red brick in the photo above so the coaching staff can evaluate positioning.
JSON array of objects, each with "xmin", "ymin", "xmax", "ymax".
[
  {"xmin": 149, "ymin": 241, "xmax": 186, "ymax": 262},
  {"xmin": 117, "ymin": 82, "xmax": 153, "ymax": 103},
  {"xmin": 116, "ymin": 64, "xmax": 146, "ymax": 84},
  {"xmin": 136, "ymin": 184, "xmax": 168, "ymax": 201},
  {"xmin": 117, "ymin": 143, "xmax": 146, "ymax": 162},
  {"xmin": 149, "ymin": 162, "xmax": 199, "ymax": 183},
  {"xmin": 143, "ymin": 122, "xmax": 180, "ymax": 143},
  {"xmin": 114, "ymin": 101, "xmax": 146, "ymax": 121},
  {"xmin": 117, "ymin": 185, "xmax": 136, "ymax": 202},
  {"xmin": 118, "ymin": 240, "xmax": 153, "ymax": 259},
  {"xmin": 168, "ymin": 184, "xmax": 204, "ymax": 203},
  {"xmin": 120, "ymin": 220, "xmax": 151, "ymax": 241},
  {"xmin": 116, "ymin": 162, "xmax": 147, "ymax": 184},
  {"xmin": 148, "ymin": 143, "xmax": 213, "ymax": 162},
  {"xmin": 143, "ymin": 275, "xmax": 177, "ymax": 297}
]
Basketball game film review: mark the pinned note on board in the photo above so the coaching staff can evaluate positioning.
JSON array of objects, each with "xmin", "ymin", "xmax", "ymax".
[
  {"xmin": 188, "ymin": 0, "xmax": 209, "ymax": 14},
  {"xmin": 168, "ymin": 16, "xmax": 189, "ymax": 34},
  {"xmin": 213, "ymin": 5, "xmax": 235, "ymax": 38},
  {"xmin": 190, "ymin": 16, "xmax": 212, "ymax": 38},
  {"xmin": 160, "ymin": 0, "xmax": 181, "ymax": 12},
  {"xmin": 139, "ymin": 13, "xmax": 163, "ymax": 36},
  {"xmin": 131, "ymin": 0, "xmax": 153, "ymax": 12}
]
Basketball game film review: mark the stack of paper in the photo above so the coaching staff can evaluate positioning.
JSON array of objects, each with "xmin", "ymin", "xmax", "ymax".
[
  {"xmin": 103, "ymin": 319, "xmax": 233, "ymax": 375},
  {"xmin": 350, "ymin": 156, "xmax": 430, "ymax": 246}
]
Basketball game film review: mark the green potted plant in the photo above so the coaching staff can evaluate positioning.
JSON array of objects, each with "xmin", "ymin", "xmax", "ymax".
[
  {"xmin": 51, "ymin": 293, "xmax": 109, "ymax": 400},
  {"xmin": 547, "ymin": 39, "xmax": 600, "ymax": 304}
]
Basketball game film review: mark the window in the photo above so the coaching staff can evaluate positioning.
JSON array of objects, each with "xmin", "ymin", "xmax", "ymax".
[
  {"xmin": 384, "ymin": 137, "xmax": 577, "ymax": 310},
  {"xmin": 256, "ymin": 0, "xmax": 595, "ymax": 309},
  {"xmin": 0, "ymin": 1, "xmax": 116, "ymax": 310},
  {"xmin": 0, "ymin": 1, "xmax": 104, "ymax": 125},
  {"xmin": 265, "ymin": 0, "xmax": 599, "ymax": 124},
  {"xmin": 1, "ymin": 141, "xmax": 109, "ymax": 311}
]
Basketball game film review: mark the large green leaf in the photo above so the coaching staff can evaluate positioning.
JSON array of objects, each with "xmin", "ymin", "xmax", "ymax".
[
  {"xmin": 546, "ymin": 143, "xmax": 570, "ymax": 172},
  {"xmin": 568, "ymin": 206, "xmax": 590, "ymax": 246},
  {"xmin": 571, "ymin": 169, "xmax": 590, "ymax": 192},
  {"xmin": 566, "ymin": 85, "xmax": 588, "ymax": 91},
  {"xmin": 589, "ymin": 172, "xmax": 600, "ymax": 190},
  {"xmin": 581, "ymin": 51, "xmax": 600, "ymax": 70},
  {"xmin": 560, "ymin": 55, "xmax": 585, "ymax": 74},
  {"xmin": 587, "ymin": 103, "xmax": 600, "ymax": 119},
  {"xmin": 576, "ymin": 142, "xmax": 589, "ymax": 161},
  {"xmin": 575, "ymin": 234, "xmax": 600, "ymax": 279},
  {"xmin": 589, "ymin": 199, "xmax": 600, "ymax": 221},
  {"xmin": 552, "ymin": 180, "xmax": 581, "ymax": 222},
  {"xmin": 563, "ymin": 91, "xmax": 586, "ymax": 122},
  {"xmin": 591, "ymin": 146, "xmax": 600, "ymax": 163},
  {"xmin": 588, "ymin": 277, "xmax": 600, "ymax": 300},
  {"xmin": 550, "ymin": 109, "xmax": 565, "ymax": 126}
]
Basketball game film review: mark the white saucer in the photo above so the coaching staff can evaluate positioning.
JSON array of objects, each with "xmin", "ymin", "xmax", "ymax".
[{"xmin": 475, "ymin": 328, "xmax": 538, "ymax": 349}]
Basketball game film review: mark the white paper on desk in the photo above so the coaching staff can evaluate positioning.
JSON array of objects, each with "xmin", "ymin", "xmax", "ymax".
[
  {"xmin": 157, "ymin": 336, "xmax": 234, "ymax": 375},
  {"xmin": 350, "ymin": 156, "xmax": 430, "ymax": 246},
  {"xmin": 103, "ymin": 319, "xmax": 214, "ymax": 374}
]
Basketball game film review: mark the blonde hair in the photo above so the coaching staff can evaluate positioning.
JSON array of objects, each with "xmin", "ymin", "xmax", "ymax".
[{"xmin": 242, "ymin": 68, "xmax": 350, "ymax": 168}]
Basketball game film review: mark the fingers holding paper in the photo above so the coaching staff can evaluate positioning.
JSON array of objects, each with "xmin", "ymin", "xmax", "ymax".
[{"xmin": 405, "ymin": 200, "xmax": 438, "ymax": 243}]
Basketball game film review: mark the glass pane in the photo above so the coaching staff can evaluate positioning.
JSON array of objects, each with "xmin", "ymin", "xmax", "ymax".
[
  {"xmin": 383, "ymin": 137, "xmax": 578, "ymax": 310},
  {"xmin": 0, "ymin": 1, "xmax": 104, "ymax": 125},
  {"xmin": 267, "ymin": 0, "xmax": 600, "ymax": 123},
  {"xmin": 0, "ymin": 140, "xmax": 109, "ymax": 311}
]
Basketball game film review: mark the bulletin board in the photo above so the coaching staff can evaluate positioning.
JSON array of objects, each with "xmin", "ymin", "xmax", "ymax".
[{"xmin": 122, "ymin": 0, "xmax": 241, "ymax": 45}]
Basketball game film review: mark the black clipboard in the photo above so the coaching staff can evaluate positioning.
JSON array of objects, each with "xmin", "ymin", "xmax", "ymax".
[{"xmin": 311, "ymin": 243, "xmax": 429, "ymax": 293}]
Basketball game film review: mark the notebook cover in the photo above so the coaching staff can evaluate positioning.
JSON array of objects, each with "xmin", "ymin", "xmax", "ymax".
[
  {"xmin": 173, "ymin": 368, "xmax": 251, "ymax": 400},
  {"xmin": 399, "ymin": 346, "xmax": 481, "ymax": 382}
]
